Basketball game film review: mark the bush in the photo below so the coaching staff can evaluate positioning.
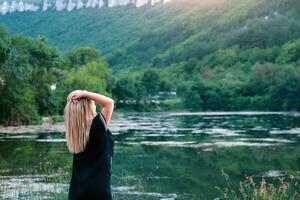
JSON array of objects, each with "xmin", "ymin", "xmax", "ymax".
[{"xmin": 51, "ymin": 115, "xmax": 64, "ymax": 123}]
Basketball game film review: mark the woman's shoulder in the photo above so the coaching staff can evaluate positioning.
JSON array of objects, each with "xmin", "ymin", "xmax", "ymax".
[{"xmin": 91, "ymin": 113, "xmax": 107, "ymax": 133}]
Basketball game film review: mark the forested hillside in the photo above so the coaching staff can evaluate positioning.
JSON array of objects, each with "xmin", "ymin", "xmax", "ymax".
[
  {"xmin": 0, "ymin": 0, "xmax": 300, "ymax": 125},
  {"xmin": 1, "ymin": 0, "xmax": 300, "ymax": 70}
]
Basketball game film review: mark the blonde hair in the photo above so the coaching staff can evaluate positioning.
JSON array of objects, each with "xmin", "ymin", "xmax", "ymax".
[{"xmin": 64, "ymin": 98, "xmax": 96, "ymax": 153}]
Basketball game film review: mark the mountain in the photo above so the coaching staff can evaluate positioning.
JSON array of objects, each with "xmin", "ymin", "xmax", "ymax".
[
  {"xmin": 0, "ymin": 0, "xmax": 300, "ymax": 71},
  {"xmin": 1, "ymin": 0, "xmax": 300, "ymax": 124}
]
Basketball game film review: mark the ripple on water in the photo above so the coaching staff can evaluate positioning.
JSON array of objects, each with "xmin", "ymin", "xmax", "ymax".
[
  {"xmin": 35, "ymin": 138, "xmax": 66, "ymax": 142},
  {"xmin": 0, "ymin": 134, "xmax": 37, "ymax": 140},
  {"xmin": 121, "ymin": 139, "xmax": 290, "ymax": 149},
  {"xmin": 192, "ymin": 128, "xmax": 241, "ymax": 136},
  {"xmin": 168, "ymin": 111, "xmax": 299, "ymax": 116},
  {"xmin": 188, "ymin": 141, "xmax": 272, "ymax": 149},
  {"xmin": 270, "ymin": 128, "xmax": 300, "ymax": 135},
  {"xmin": 138, "ymin": 134, "xmax": 186, "ymax": 137},
  {"xmin": 236, "ymin": 138, "xmax": 294, "ymax": 143},
  {"xmin": 123, "ymin": 141, "xmax": 196, "ymax": 147}
]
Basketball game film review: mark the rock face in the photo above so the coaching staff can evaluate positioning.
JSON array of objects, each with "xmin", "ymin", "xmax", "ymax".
[{"xmin": 0, "ymin": 0, "xmax": 172, "ymax": 15}]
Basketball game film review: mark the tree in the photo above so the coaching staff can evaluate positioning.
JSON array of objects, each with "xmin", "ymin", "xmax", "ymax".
[
  {"xmin": 63, "ymin": 59, "xmax": 112, "ymax": 97},
  {"xmin": 0, "ymin": 26, "xmax": 10, "ymax": 64},
  {"xmin": 65, "ymin": 47, "xmax": 101, "ymax": 68},
  {"xmin": 113, "ymin": 74, "xmax": 137, "ymax": 108},
  {"xmin": 0, "ymin": 29, "xmax": 41, "ymax": 125},
  {"xmin": 276, "ymin": 38, "xmax": 300, "ymax": 64},
  {"xmin": 140, "ymin": 68, "xmax": 161, "ymax": 96}
]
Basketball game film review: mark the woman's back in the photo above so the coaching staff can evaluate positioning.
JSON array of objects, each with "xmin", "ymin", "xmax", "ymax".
[{"xmin": 69, "ymin": 113, "xmax": 115, "ymax": 200}]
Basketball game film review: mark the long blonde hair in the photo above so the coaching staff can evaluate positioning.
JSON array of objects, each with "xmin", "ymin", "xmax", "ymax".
[{"xmin": 64, "ymin": 98, "xmax": 96, "ymax": 153}]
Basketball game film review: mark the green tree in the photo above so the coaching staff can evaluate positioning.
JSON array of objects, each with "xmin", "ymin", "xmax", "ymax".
[
  {"xmin": 113, "ymin": 74, "xmax": 138, "ymax": 109},
  {"xmin": 65, "ymin": 47, "xmax": 101, "ymax": 68},
  {"xmin": 0, "ymin": 29, "xmax": 41, "ymax": 125},
  {"xmin": 140, "ymin": 68, "xmax": 161, "ymax": 96},
  {"xmin": 63, "ymin": 59, "xmax": 113, "ymax": 98},
  {"xmin": 276, "ymin": 38, "xmax": 300, "ymax": 64}
]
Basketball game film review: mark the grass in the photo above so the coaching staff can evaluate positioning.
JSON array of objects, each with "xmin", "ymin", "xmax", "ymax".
[{"xmin": 215, "ymin": 170, "xmax": 300, "ymax": 200}]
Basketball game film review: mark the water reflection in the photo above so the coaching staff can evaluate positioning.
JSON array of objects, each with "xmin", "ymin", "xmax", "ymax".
[{"xmin": 0, "ymin": 112, "xmax": 299, "ymax": 199}]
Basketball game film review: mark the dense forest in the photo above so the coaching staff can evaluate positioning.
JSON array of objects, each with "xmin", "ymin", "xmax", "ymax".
[{"xmin": 0, "ymin": 0, "xmax": 300, "ymax": 125}]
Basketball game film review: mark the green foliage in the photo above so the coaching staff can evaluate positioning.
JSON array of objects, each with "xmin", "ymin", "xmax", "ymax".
[
  {"xmin": 276, "ymin": 38, "xmax": 300, "ymax": 64},
  {"xmin": 51, "ymin": 115, "xmax": 64, "ymax": 123},
  {"xmin": 64, "ymin": 47, "xmax": 101, "ymax": 68},
  {"xmin": 0, "ymin": 26, "xmax": 10, "ymax": 63},
  {"xmin": 113, "ymin": 73, "xmax": 140, "ymax": 104},
  {"xmin": 1, "ymin": 0, "xmax": 300, "ymax": 124},
  {"xmin": 140, "ymin": 68, "xmax": 161, "ymax": 96},
  {"xmin": 57, "ymin": 59, "xmax": 113, "ymax": 113},
  {"xmin": 2, "ymin": 0, "xmax": 300, "ymax": 71},
  {"xmin": 112, "ymin": 68, "xmax": 178, "ymax": 111},
  {"xmin": 63, "ymin": 60, "xmax": 112, "ymax": 94},
  {"xmin": 0, "ymin": 28, "xmax": 42, "ymax": 125},
  {"xmin": 0, "ymin": 26, "xmax": 113, "ymax": 125},
  {"xmin": 60, "ymin": 36, "xmax": 300, "ymax": 113},
  {"xmin": 0, "ymin": 83, "xmax": 42, "ymax": 125}
]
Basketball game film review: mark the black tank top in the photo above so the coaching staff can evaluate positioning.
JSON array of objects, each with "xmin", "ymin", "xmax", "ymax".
[{"xmin": 69, "ymin": 113, "xmax": 115, "ymax": 200}]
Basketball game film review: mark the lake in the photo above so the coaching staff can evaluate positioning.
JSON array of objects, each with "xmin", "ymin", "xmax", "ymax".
[{"xmin": 0, "ymin": 112, "xmax": 300, "ymax": 199}]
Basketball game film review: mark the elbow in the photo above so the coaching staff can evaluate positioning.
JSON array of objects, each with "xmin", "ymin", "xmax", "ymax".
[
  {"xmin": 110, "ymin": 98, "xmax": 114, "ymax": 105},
  {"xmin": 107, "ymin": 99, "xmax": 114, "ymax": 113},
  {"xmin": 107, "ymin": 99, "xmax": 114, "ymax": 108}
]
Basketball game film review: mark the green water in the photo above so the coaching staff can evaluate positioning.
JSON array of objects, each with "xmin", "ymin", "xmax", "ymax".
[{"xmin": 0, "ymin": 112, "xmax": 300, "ymax": 199}]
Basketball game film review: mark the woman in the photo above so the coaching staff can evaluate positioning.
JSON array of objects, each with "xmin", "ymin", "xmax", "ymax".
[{"xmin": 64, "ymin": 90, "xmax": 115, "ymax": 200}]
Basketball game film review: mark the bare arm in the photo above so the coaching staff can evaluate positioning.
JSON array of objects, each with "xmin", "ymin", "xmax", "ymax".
[
  {"xmin": 84, "ymin": 91, "xmax": 114, "ymax": 124},
  {"xmin": 67, "ymin": 90, "xmax": 114, "ymax": 124}
]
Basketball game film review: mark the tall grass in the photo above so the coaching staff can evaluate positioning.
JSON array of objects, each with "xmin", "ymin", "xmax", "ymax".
[{"xmin": 215, "ymin": 170, "xmax": 300, "ymax": 200}]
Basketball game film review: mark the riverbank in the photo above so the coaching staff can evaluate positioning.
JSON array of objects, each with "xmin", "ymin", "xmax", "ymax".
[
  {"xmin": 1, "ymin": 111, "xmax": 299, "ymax": 134},
  {"xmin": 0, "ymin": 117, "xmax": 65, "ymax": 134},
  {"xmin": 0, "ymin": 112, "xmax": 138, "ymax": 134}
]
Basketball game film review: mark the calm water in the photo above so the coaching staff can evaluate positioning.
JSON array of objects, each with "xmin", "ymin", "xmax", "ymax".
[{"xmin": 0, "ymin": 112, "xmax": 300, "ymax": 199}]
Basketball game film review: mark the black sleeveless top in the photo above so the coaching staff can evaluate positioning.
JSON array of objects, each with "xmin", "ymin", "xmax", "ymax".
[{"xmin": 69, "ymin": 113, "xmax": 115, "ymax": 200}]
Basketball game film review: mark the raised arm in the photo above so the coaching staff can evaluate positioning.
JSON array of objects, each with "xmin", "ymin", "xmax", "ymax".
[
  {"xmin": 67, "ymin": 90, "xmax": 114, "ymax": 124},
  {"xmin": 84, "ymin": 91, "xmax": 114, "ymax": 124}
]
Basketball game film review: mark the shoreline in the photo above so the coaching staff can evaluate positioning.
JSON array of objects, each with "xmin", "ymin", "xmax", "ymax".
[
  {"xmin": 0, "ymin": 123, "xmax": 65, "ymax": 134},
  {"xmin": 0, "ymin": 117, "xmax": 65, "ymax": 134},
  {"xmin": 0, "ymin": 112, "xmax": 127, "ymax": 134},
  {"xmin": 0, "ymin": 111, "xmax": 299, "ymax": 134}
]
